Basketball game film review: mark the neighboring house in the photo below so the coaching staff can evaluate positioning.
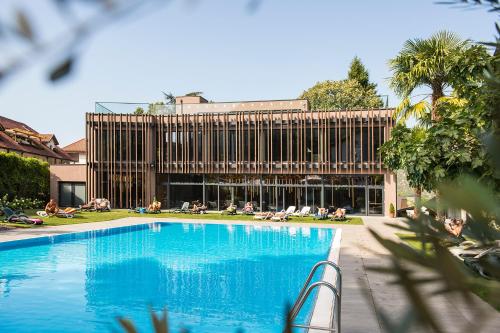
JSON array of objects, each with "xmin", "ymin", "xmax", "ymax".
[
  {"xmin": 87, "ymin": 95, "xmax": 397, "ymax": 216},
  {"xmin": 0, "ymin": 116, "xmax": 75, "ymax": 164},
  {"xmin": 49, "ymin": 139, "xmax": 87, "ymax": 207}
]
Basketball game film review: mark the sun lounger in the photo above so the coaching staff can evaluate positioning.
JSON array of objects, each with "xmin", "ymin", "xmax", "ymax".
[
  {"xmin": 1, "ymin": 207, "xmax": 43, "ymax": 225},
  {"xmin": 292, "ymin": 206, "xmax": 311, "ymax": 217},
  {"xmin": 254, "ymin": 212, "xmax": 274, "ymax": 220},
  {"xmin": 173, "ymin": 202, "xmax": 190, "ymax": 213},
  {"xmin": 271, "ymin": 206, "xmax": 296, "ymax": 222}
]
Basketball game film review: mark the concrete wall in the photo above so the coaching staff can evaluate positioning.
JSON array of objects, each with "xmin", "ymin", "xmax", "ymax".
[
  {"xmin": 384, "ymin": 171, "xmax": 397, "ymax": 216},
  {"xmin": 49, "ymin": 164, "xmax": 86, "ymax": 202}
]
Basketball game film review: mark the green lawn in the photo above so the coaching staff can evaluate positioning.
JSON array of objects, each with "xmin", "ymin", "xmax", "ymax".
[
  {"xmin": 396, "ymin": 232, "xmax": 499, "ymax": 311},
  {"xmin": 1, "ymin": 209, "xmax": 364, "ymax": 228}
]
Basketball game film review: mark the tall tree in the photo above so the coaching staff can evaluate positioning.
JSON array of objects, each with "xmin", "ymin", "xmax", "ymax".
[
  {"xmin": 300, "ymin": 57, "xmax": 383, "ymax": 110},
  {"xmin": 389, "ymin": 30, "xmax": 489, "ymax": 123},
  {"xmin": 348, "ymin": 56, "xmax": 375, "ymax": 90}
]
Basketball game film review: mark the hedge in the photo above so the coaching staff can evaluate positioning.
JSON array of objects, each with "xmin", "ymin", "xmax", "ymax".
[{"xmin": 0, "ymin": 152, "xmax": 49, "ymax": 201}]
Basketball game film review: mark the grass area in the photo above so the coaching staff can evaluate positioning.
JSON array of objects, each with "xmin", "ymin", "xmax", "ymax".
[
  {"xmin": 395, "ymin": 232, "xmax": 434, "ymax": 253},
  {"xmin": 396, "ymin": 232, "xmax": 499, "ymax": 311},
  {"xmin": 1, "ymin": 209, "xmax": 364, "ymax": 228}
]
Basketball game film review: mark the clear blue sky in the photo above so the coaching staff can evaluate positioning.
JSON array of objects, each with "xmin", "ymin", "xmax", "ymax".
[{"xmin": 0, "ymin": 0, "xmax": 497, "ymax": 146}]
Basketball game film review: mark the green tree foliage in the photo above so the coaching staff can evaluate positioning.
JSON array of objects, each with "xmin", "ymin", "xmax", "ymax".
[
  {"xmin": 0, "ymin": 152, "xmax": 49, "ymax": 201},
  {"xmin": 133, "ymin": 107, "xmax": 145, "ymax": 115},
  {"xmin": 300, "ymin": 79, "xmax": 383, "ymax": 110},
  {"xmin": 389, "ymin": 30, "xmax": 490, "ymax": 123},
  {"xmin": 348, "ymin": 56, "xmax": 375, "ymax": 90},
  {"xmin": 147, "ymin": 102, "xmax": 165, "ymax": 115},
  {"xmin": 300, "ymin": 57, "xmax": 383, "ymax": 110}
]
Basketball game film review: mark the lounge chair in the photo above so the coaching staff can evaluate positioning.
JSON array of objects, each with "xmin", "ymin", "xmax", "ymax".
[
  {"xmin": 292, "ymin": 206, "xmax": 311, "ymax": 217},
  {"xmin": 56, "ymin": 210, "xmax": 75, "ymax": 218},
  {"xmin": 254, "ymin": 212, "xmax": 274, "ymax": 220},
  {"xmin": 37, "ymin": 209, "xmax": 75, "ymax": 218},
  {"xmin": 1, "ymin": 207, "xmax": 43, "ymax": 225},
  {"xmin": 271, "ymin": 206, "xmax": 296, "ymax": 222},
  {"xmin": 173, "ymin": 202, "xmax": 190, "ymax": 213}
]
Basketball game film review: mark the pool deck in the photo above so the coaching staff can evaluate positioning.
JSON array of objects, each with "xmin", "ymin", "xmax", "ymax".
[{"xmin": 1, "ymin": 217, "xmax": 499, "ymax": 332}]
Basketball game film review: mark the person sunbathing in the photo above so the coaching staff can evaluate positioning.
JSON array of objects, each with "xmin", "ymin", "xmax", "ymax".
[
  {"xmin": 147, "ymin": 200, "xmax": 161, "ymax": 212},
  {"xmin": 192, "ymin": 203, "xmax": 207, "ymax": 214},
  {"xmin": 445, "ymin": 218, "xmax": 464, "ymax": 237},
  {"xmin": 45, "ymin": 199, "xmax": 59, "ymax": 216},
  {"xmin": 223, "ymin": 203, "xmax": 237, "ymax": 215},
  {"xmin": 315, "ymin": 207, "xmax": 328, "ymax": 219},
  {"xmin": 45, "ymin": 199, "xmax": 76, "ymax": 216},
  {"xmin": 333, "ymin": 208, "xmax": 345, "ymax": 219},
  {"xmin": 80, "ymin": 198, "xmax": 96, "ymax": 210},
  {"xmin": 244, "ymin": 202, "xmax": 254, "ymax": 214}
]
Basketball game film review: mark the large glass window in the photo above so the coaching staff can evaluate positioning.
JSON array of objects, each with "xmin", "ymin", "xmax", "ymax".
[{"xmin": 169, "ymin": 185, "xmax": 203, "ymax": 208}]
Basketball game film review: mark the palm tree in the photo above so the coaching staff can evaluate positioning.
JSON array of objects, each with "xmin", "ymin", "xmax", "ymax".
[{"xmin": 389, "ymin": 31, "xmax": 485, "ymax": 123}]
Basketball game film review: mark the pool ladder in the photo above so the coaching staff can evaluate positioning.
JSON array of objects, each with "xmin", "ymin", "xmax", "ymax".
[{"xmin": 289, "ymin": 260, "xmax": 342, "ymax": 333}]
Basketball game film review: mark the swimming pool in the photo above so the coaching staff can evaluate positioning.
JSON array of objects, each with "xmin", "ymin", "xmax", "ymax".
[{"xmin": 0, "ymin": 222, "xmax": 336, "ymax": 332}]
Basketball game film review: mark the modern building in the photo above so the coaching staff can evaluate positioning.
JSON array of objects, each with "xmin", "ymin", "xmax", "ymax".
[
  {"xmin": 87, "ymin": 96, "xmax": 396, "ymax": 216},
  {"xmin": 0, "ymin": 115, "xmax": 75, "ymax": 164},
  {"xmin": 49, "ymin": 138, "xmax": 87, "ymax": 207}
]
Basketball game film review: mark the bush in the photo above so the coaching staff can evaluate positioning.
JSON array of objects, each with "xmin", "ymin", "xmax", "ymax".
[
  {"xmin": 0, "ymin": 194, "xmax": 44, "ymax": 210},
  {"xmin": 0, "ymin": 152, "xmax": 49, "ymax": 201},
  {"xmin": 389, "ymin": 203, "xmax": 395, "ymax": 214}
]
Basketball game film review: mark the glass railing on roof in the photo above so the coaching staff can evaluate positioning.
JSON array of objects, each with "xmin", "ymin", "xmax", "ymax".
[
  {"xmin": 94, "ymin": 102, "xmax": 176, "ymax": 115},
  {"xmin": 94, "ymin": 100, "xmax": 310, "ymax": 115}
]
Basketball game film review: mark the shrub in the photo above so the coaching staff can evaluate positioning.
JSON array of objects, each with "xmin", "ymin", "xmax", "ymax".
[
  {"xmin": 389, "ymin": 203, "xmax": 395, "ymax": 215},
  {"xmin": 0, "ymin": 194, "xmax": 44, "ymax": 210},
  {"xmin": 0, "ymin": 152, "xmax": 49, "ymax": 201}
]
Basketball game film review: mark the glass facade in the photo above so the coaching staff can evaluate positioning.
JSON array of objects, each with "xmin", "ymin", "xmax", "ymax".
[{"xmin": 157, "ymin": 174, "xmax": 384, "ymax": 215}]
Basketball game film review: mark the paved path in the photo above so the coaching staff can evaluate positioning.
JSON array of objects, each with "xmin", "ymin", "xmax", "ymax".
[
  {"xmin": 340, "ymin": 216, "xmax": 500, "ymax": 333},
  {"xmin": 1, "ymin": 216, "xmax": 499, "ymax": 332}
]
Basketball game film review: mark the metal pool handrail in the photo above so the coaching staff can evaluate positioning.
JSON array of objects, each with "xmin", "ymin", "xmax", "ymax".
[{"xmin": 289, "ymin": 260, "xmax": 342, "ymax": 332}]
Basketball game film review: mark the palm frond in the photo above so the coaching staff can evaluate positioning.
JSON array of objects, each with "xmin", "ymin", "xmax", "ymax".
[{"xmin": 394, "ymin": 97, "xmax": 431, "ymax": 123}]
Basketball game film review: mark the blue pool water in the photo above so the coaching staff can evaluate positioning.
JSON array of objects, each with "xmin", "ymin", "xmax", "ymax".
[{"xmin": 0, "ymin": 223, "xmax": 334, "ymax": 333}]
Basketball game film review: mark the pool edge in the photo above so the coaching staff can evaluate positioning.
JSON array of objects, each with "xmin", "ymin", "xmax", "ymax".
[{"xmin": 308, "ymin": 228, "xmax": 342, "ymax": 332}]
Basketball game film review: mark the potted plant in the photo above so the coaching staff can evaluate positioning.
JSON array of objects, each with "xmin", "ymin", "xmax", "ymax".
[{"xmin": 389, "ymin": 203, "xmax": 396, "ymax": 218}]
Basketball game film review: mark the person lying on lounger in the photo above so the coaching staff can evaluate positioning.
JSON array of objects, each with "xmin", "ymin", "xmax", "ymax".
[
  {"xmin": 444, "ymin": 218, "xmax": 464, "ymax": 237},
  {"xmin": 314, "ymin": 207, "xmax": 328, "ymax": 220},
  {"xmin": 333, "ymin": 208, "xmax": 346, "ymax": 220},
  {"xmin": 192, "ymin": 202, "xmax": 207, "ymax": 214},
  {"xmin": 44, "ymin": 200, "xmax": 76, "ymax": 217},
  {"xmin": 147, "ymin": 199, "xmax": 161, "ymax": 213},
  {"xmin": 244, "ymin": 202, "xmax": 254, "ymax": 214},
  {"xmin": 80, "ymin": 198, "xmax": 96, "ymax": 210},
  {"xmin": 223, "ymin": 203, "xmax": 237, "ymax": 215}
]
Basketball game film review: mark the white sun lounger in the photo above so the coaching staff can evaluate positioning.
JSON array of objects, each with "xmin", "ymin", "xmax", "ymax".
[{"xmin": 292, "ymin": 206, "xmax": 311, "ymax": 217}]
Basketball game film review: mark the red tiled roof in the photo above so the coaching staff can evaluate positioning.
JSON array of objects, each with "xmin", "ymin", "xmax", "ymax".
[
  {"xmin": 0, "ymin": 116, "xmax": 38, "ymax": 133},
  {"xmin": 62, "ymin": 138, "xmax": 86, "ymax": 153},
  {"xmin": 39, "ymin": 134, "xmax": 59, "ymax": 145},
  {"xmin": 0, "ymin": 116, "xmax": 74, "ymax": 162}
]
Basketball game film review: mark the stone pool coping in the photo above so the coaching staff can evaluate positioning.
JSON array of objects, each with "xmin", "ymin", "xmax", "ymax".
[{"xmin": 0, "ymin": 217, "xmax": 342, "ymax": 331}]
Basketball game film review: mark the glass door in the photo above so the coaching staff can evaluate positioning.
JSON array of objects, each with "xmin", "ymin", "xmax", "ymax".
[{"xmin": 368, "ymin": 188, "xmax": 383, "ymax": 215}]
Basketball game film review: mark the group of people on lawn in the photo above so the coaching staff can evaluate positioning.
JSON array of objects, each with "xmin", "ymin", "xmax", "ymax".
[
  {"xmin": 35, "ymin": 198, "xmax": 468, "ymax": 239},
  {"xmin": 42, "ymin": 197, "xmax": 111, "ymax": 217}
]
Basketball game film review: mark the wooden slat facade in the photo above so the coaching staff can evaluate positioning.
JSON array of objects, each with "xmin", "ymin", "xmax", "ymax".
[{"xmin": 86, "ymin": 108, "xmax": 394, "ymax": 208}]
